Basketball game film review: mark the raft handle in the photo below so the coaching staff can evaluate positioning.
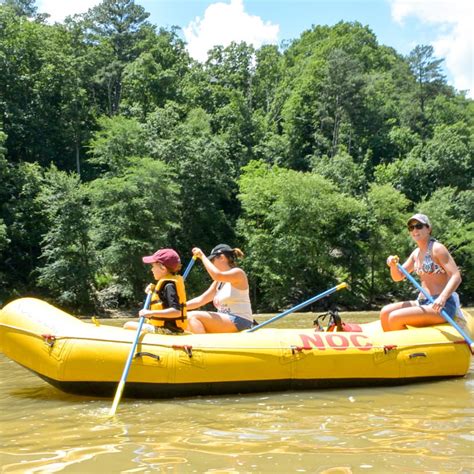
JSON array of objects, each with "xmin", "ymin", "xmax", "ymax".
[
  {"xmin": 135, "ymin": 352, "xmax": 160, "ymax": 361},
  {"xmin": 409, "ymin": 352, "xmax": 427, "ymax": 359}
]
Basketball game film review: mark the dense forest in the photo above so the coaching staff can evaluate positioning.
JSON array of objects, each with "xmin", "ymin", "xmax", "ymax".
[{"xmin": 0, "ymin": 0, "xmax": 473, "ymax": 314}]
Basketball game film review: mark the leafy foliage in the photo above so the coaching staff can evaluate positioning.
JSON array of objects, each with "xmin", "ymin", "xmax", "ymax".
[
  {"xmin": 238, "ymin": 161, "xmax": 365, "ymax": 309},
  {"xmin": 0, "ymin": 3, "xmax": 473, "ymax": 310},
  {"xmin": 87, "ymin": 115, "xmax": 148, "ymax": 175},
  {"xmin": 36, "ymin": 167, "xmax": 96, "ymax": 311},
  {"xmin": 87, "ymin": 157, "xmax": 180, "ymax": 304}
]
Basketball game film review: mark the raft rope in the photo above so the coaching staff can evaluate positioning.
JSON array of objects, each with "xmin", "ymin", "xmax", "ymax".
[{"xmin": 0, "ymin": 322, "xmax": 467, "ymax": 353}]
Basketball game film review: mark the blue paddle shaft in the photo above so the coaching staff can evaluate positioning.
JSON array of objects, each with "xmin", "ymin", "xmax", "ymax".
[
  {"xmin": 118, "ymin": 293, "xmax": 151, "ymax": 384},
  {"xmin": 396, "ymin": 263, "xmax": 474, "ymax": 351},
  {"xmin": 109, "ymin": 292, "xmax": 152, "ymax": 415},
  {"xmin": 182, "ymin": 256, "xmax": 197, "ymax": 280},
  {"xmin": 248, "ymin": 283, "xmax": 347, "ymax": 332}
]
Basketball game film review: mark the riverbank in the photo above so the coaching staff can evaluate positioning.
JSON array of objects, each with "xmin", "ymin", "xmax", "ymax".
[{"xmin": 92, "ymin": 307, "xmax": 474, "ymax": 322}]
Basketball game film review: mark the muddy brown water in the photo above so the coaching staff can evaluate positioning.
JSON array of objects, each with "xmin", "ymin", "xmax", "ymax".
[{"xmin": 1, "ymin": 311, "xmax": 473, "ymax": 473}]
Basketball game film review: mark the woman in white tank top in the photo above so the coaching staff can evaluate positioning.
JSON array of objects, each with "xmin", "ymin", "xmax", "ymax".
[{"xmin": 187, "ymin": 244, "xmax": 254, "ymax": 333}]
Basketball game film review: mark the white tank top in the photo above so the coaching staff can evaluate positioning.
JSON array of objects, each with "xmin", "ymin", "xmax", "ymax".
[{"xmin": 213, "ymin": 282, "xmax": 253, "ymax": 321}]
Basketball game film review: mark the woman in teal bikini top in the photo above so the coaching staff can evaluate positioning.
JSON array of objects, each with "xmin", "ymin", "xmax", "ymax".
[{"xmin": 380, "ymin": 213, "xmax": 462, "ymax": 331}]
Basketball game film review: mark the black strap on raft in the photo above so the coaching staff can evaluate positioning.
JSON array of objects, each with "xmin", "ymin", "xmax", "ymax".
[
  {"xmin": 135, "ymin": 352, "xmax": 161, "ymax": 361},
  {"xmin": 313, "ymin": 307, "xmax": 343, "ymax": 332}
]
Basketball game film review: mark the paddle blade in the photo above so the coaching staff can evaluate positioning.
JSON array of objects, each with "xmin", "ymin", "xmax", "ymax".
[{"xmin": 109, "ymin": 380, "xmax": 126, "ymax": 417}]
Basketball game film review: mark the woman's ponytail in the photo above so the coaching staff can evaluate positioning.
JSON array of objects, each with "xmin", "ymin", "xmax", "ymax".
[{"xmin": 233, "ymin": 248, "xmax": 244, "ymax": 259}]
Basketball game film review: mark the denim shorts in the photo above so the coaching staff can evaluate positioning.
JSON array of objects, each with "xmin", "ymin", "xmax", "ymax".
[
  {"xmin": 417, "ymin": 294, "xmax": 457, "ymax": 319},
  {"xmin": 227, "ymin": 313, "xmax": 254, "ymax": 331}
]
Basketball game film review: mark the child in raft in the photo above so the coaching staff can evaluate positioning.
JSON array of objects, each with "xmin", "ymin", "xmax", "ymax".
[{"xmin": 123, "ymin": 248, "xmax": 188, "ymax": 334}]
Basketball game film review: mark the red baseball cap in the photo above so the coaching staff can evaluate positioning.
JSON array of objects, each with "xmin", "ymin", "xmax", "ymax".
[{"xmin": 142, "ymin": 248, "xmax": 181, "ymax": 272}]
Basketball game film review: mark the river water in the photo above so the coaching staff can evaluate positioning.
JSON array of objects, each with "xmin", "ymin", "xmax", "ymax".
[{"xmin": 1, "ymin": 312, "xmax": 473, "ymax": 473}]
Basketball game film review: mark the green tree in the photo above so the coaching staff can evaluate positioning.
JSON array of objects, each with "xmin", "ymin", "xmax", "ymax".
[
  {"xmin": 406, "ymin": 44, "xmax": 448, "ymax": 138},
  {"xmin": 36, "ymin": 167, "xmax": 96, "ymax": 311},
  {"xmin": 0, "ymin": 7, "xmax": 94, "ymax": 170},
  {"xmin": 311, "ymin": 148, "xmax": 366, "ymax": 195},
  {"xmin": 172, "ymin": 135, "xmax": 237, "ymax": 252},
  {"xmin": 0, "ymin": 161, "xmax": 46, "ymax": 298},
  {"xmin": 122, "ymin": 27, "xmax": 190, "ymax": 118},
  {"xmin": 59, "ymin": 16, "xmax": 102, "ymax": 175},
  {"xmin": 213, "ymin": 90, "xmax": 255, "ymax": 169},
  {"xmin": 361, "ymin": 184, "xmax": 411, "ymax": 305},
  {"xmin": 141, "ymin": 105, "xmax": 238, "ymax": 254},
  {"xmin": 430, "ymin": 94, "xmax": 474, "ymax": 127},
  {"xmin": 252, "ymin": 45, "xmax": 284, "ymax": 115},
  {"xmin": 238, "ymin": 161, "xmax": 364, "ymax": 310},
  {"xmin": 408, "ymin": 45, "xmax": 446, "ymax": 115},
  {"xmin": 84, "ymin": 0, "xmax": 151, "ymax": 115},
  {"xmin": 374, "ymin": 123, "xmax": 473, "ymax": 202},
  {"xmin": 87, "ymin": 114, "xmax": 148, "ymax": 176},
  {"xmin": 276, "ymin": 22, "xmax": 385, "ymax": 170},
  {"xmin": 2, "ymin": 0, "xmax": 37, "ymax": 18},
  {"xmin": 205, "ymin": 42, "xmax": 254, "ymax": 101},
  {"xmin": 0, "ymin": 129, "xmax": 11, "ymax": 296},
  {"xmin": 387, "ymin": 125, "xmax": 421, "ymax": 159},
  {"xmin": 87, "ymin": 158, "xmax": 180, "ymax": 305},
  {"xmin": 319, "ymin": 48, "xmax": 365, "ymax": 158}
]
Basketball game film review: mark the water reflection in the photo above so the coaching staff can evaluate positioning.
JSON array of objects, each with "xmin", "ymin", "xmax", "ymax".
[{"xmin": 0, "ymin": 313, "xmax": 473, "ymax": 473}]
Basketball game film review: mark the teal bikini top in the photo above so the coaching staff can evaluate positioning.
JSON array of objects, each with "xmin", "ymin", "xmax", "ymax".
[{"xmin": 415, "ymin": 238, "xmax": 446, "ymax": 275}]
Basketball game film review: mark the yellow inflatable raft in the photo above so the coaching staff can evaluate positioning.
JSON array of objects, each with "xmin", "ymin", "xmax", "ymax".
[{"xmin": 0, "ymin": 298, "xmax": 472, "ymax": 399}]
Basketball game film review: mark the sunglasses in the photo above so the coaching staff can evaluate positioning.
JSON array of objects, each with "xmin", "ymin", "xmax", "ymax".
[{"xmin": 407, "ymin": 223, "xmax": 426, "ymax": 231}]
